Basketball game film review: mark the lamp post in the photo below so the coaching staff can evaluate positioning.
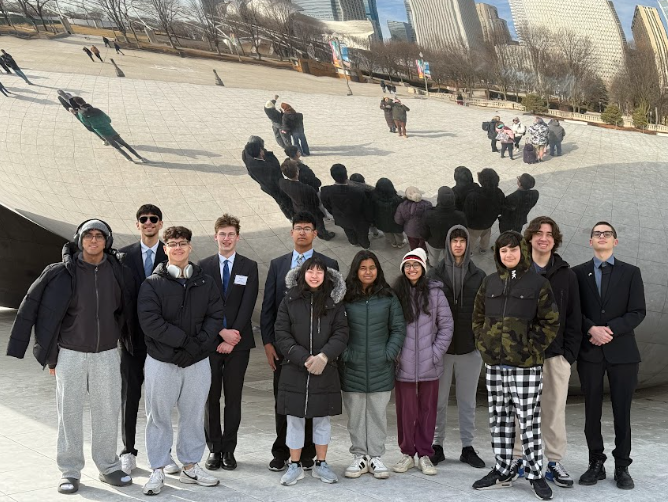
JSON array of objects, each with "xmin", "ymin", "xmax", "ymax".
[
  {"xmin": 334, "ymin": 37, "xmax": 353, "ymax": 96},
  {"xmin": 419, "ymin": 52, "xmax": 428, "ymax": 97}
]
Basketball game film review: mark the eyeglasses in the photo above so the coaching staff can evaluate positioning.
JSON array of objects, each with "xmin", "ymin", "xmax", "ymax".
[
  {"xmin": 83, "ymin": 233, "xmax": 105, "ymax": 241},
  {"xmin": 166, "ymin": 241, "xmax": 190, "ymax": 248},
  {"xmin": 404, "ymin": 263, "xmax": 423, "ymax": 270},
  {"xmin": 139, "ymin": 216, "xmax": 160, "ymax": 224},
  {"xmin": 592, "ymin": 231, "xmax": 615, "ymax": 238},
  {"xmin": 217, "ymin": 232, "xmax": 237, "ymax": 239},
  {"xmin": 293, "ymin": 226, "xmax": 314, "ymax": 233}
]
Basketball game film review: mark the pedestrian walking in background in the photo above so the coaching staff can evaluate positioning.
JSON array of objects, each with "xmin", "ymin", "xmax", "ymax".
[
  {"xmin": 274, "ymin": 257, "xmax": 349, "ymax": 486},
  {"xmin": 429, "ymin": 226, "xmax": 487, "ymax": 470},
  {"xmin": 284, "ymin": 145, "xmax": 321, "ymax": 191},
  {"xmin": 1, "ymin": 50, "xmax": 32, "ymax": 84},
  {"xmin": 496, "ymin": 123, "xmax": 516, "ymax": 160},
  {"xmin": 380, "ymin": 80, "xmax": 387, "ymax": 93},
  {"xmin": 341, "ymin": 251, "xmax": 405, "ymax": 480},
  {"xmin": 463, "ymin": 168, "xmax": 505, "ymax": 254},
  {"xmin": 82, "ymin": 46, "xmax": 95, "ymax": 62},
  {"xmin": 548, "ymin": 119, "xmax": 566, "ymax": 157},
  {"xmin": 59, "ymin": 93, "xmax": 107, "ymax": 144},
  {"xmin": 511, "ymin": 117, "xmax": 526, "ymax": 149},
  {"xmin": 265, "ymin": 96, "xmax": 287, "ymax": 148},
  {"xmin": 90, "ymin": 45, "xmax": 103, "ymax": 62},
  {"xmin": 281, "ymin": 103, "xmax": 310, "ymax": 156},
  {"xmin": 391, "ymin": 248, "xmax": 453, "ymax": 476},
  {"xmin": 395, "ymin": 186, "xmax": 432, "ymax": 251},
  {"xmin": 0, "ymin": 54, "xmax": 11, "ymax": 73},
  {"xmin": 499, "ymin": 173, "xmax": 539, "ymax": 233},
  {"xmin": 456, "ymin": 93, "xmax": 464, "ymax": 105},
  {"xmin": 452, "ymin": 166, "xmax": 479, "ymax": 212},
  {"xmin": 371, "ymin": 178, "xmax": 406, "ymax": 248},
  {"xmin": 114, "ymin": 41, "xmax": 125, "ymax": 55},
  {"xmin": 0, "ymin": 80, "xmax": 11, "ymax": 97},
  {"xmin": 392, "ymin": 99, "xmax": 410, "ymax": 137},
  {"xmin": 484, "ymin": 115, "xmax": 501, "ymax": 153},
  {"xmin": 471, "ymin": 231, "xmax": 559, "ymax": 501},
  {"xmin": 103, "ymin": 36, "xmax": 111, "ymax": 48},
  {"xmin": 421, "ymin": 186, "xmax": 467, "ymax": 267},
  {"xmin": 528, "ymin": 117, "xmax": 549, "ymax": 162},
  {"xmin": 380, "ymin": 97, "xmax": 396, "ymax": 133}
]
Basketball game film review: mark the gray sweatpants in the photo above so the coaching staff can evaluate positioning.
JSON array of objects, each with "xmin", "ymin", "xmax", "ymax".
[
  {"xmin": 55, "ymin": 347, "xmax": 122, "ymax": 479},
  {"xmin": 144, "ymin": 355, "xmax": 211, "ymax": 469},
  {"xmin": 433, "ymin": 350, "xmax": 483, "ymax": 448},
  {"xmin": 343, "ymin": 391, "xmax": 391, "ymax": 457}
]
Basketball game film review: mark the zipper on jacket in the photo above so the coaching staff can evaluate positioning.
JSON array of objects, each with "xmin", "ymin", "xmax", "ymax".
[
  {"xmin": 95, "ymin": 266, "xmax": 100, "ymax": 353},
  {"xmin": 304, "ymin": 296, "xmax": 314, "ymax": 417},
  {"xmin": 366, "ymin": 300, "xmax": 370, "ymax": 392},
  {"xmin": 500, "ymin": 276, "xmax": 509, "ymax": 362},
  {"xmin": 414, "ymin": 307, "xmax": 419, "ymax": 387}
]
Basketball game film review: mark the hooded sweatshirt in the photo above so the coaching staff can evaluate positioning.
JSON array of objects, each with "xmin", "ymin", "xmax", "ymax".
[
  {"xmin": 472, "ymin": 236, "xmax": 560, "ymax": 367},
  {"xmin": 421, "ymin": 187, "xmax": 467, "ymax": 249}
]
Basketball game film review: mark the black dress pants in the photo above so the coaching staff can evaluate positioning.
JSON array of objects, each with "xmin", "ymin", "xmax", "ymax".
[
  {"xmin": 343, "ymin": 222, "xmax": 371, "ymax": 249},
  {"xmin": 577, "ymin": 359, "xmax": 639, "ymax": 467},
  {"xmin": 272, "ymin": 349, "xmax": 315, "ymax": 461},
  {"xmin": 205, "ymin": 349, "xmax": 251, "ymax": 453},
  {"xmin": 120, "ymin": 344, "xmax": 147, "ymax": 456}
]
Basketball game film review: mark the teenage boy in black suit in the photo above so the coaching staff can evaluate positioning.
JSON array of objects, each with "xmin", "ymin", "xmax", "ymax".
[
  {"xmin": 573, "ymin": 221, "xmax": 646, "ymax": 490},
  {"xmin": 260, "ymin": 211, "xmax": 339, "ymax": 472},
  {"xmin": 118, "ymin": 205, "xmax": 172, "ymax": 475},
  {"xmin": 200, "ymin": 214, "xmax": 259, "ymax": 471}
]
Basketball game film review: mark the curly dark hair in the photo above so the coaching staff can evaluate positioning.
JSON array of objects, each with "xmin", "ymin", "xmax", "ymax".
[
  {"xmin": 163, "ymin": 226, "xmax": 192, "ymax": 242},
  {"xmin": 295, "ymin": 256, "xmax": 334, "ymax": 319},
  {"xmin": 524, "ymin": 216, "xmax": 563, "ymax": 251},
  {"xmin": 393, "ymin": 265, "xmax": 430, "ymax": 323},
  {"xmin": 344, "ymin": 250, "xmax": 392, "ymax": 302}
]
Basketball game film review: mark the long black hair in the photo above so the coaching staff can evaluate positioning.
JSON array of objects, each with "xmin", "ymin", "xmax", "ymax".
[
  {"xmin": 295, "ymin": 256, "xmax": 333, "ymax": 318},
  {"xmin": 393, "ymin": 264, "xmax": 430, "ymax": 323},
  {"xmin": 344, "ymin": 250, "xmax": 392, "ymax": 302}
]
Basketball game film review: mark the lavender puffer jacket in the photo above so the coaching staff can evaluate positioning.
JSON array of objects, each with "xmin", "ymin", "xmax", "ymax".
[
  {"xmin": 394, "ymin": 199, "xmax": 433, "ymax": 238},
  {"xmin": 396, "ymin": 281, "xmax": 454, "ymax": 382}
]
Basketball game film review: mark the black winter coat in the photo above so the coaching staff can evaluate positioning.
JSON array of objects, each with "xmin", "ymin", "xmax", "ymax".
[
  {"xmin": 464, "ymin": 186, "xmax": 505, "ymax": 230},
  {"xmin": 499, "ymin": 189, "xmax": 539, "ymax": 232},
  {"xmin": 7, "ymin": 243, "xmax": 135, "ymax": 367},
  {"xmin": 279, "ymin": 178, "xmax": 322, "ymax": 216},
  {"xmin": 421, "ymin": 187, "xmax": 467, "ymax": 249},
  {"xmin": 282, "ymin": 112, "xmax": 305, "ymax": 133},
  {"xmin": 138, "ymin": 262, "xmax": 224, "ymax": 366},
  {"xmin": 453, "ymin": 182, "xmax": 479, "ymax": 211},
  {"xmin": 244, "ymin": 151, "xmax": 284, "ymax": 197},
  {"xmin": 275, "ymin": 268, "xmax": 349, "ymax": 418},
  {"xmin": 321, "ymin": 183, "xmax": 372, "ymax": 228},
  {"xmin": 298, "ymin": 161, "xmax": 321, "ymax": 191},
  {"xmin": 371, "ymin": 190, "xmax": 404, "ymax": 233},
  {"xmin": 264, "ymin": 100, "xmax": 283, "ymax": 125}
]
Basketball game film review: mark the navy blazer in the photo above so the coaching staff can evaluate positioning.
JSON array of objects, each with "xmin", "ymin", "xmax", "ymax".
[
  {"xmin": 572, "ymin": 258, "xmax": 646, "ymax": 364},
  {"xmin": 260, "ymin": 251, "xmax": 339, "ymax": 346},
  {"xmin": 198, "ymin": 253, "xmax": 259, "ymax": 351}
]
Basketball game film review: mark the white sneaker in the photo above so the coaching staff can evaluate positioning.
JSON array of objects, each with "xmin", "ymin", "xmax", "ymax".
[
  {"xmin": 120, "ymin": 452, "xmax": 137, "ymax": 475},
  {"xmin": 143, "ymin": 469, "xmax": 165, "ymax": 495},
  {"xmin": 392, "ymin": 454, "xmax": 415, "ymax": 473},
  {"xmin": 418, "ymin": 455, "xmax": 437, "ymax": 475},
  {"xmin": 369, "ymin": 457, "xmax": 390, "ymax": 479},
  {"xmin": 344, "ymin": 455, "xmax": 369, "ymax": 478},
  {"xmin": 164, "ymin": 457, "xmax": 180, "ymax": 475},
  {"xmin": 179, "ymin": 463, "xmax": 219, "ymax": 487}
]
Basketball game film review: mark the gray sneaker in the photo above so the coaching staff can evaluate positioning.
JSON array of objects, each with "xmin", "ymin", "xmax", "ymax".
[
  {"xmin": 280, "ymin": 462, "xmax": 305, "ymax": 486},
  {"xmin": 312, "ymin": 461, "xmax": 338, "ymax": 484}
]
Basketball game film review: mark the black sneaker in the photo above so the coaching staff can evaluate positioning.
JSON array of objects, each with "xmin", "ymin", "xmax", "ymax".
[
  {"xmin": 460, "ymin": 446, "xmax": 485, "ymax": 468},
  {"xmin": 268, "ymin": 457, "xmax": 287, "ymax": 472},
  {"xmin": 614, "ymin": 467, "xmax": 634, "ymax": 490},
  {"xmin": 530, "ymin": 477, "xmax": 554, "ymax": 500},
  {"xmin": 430, "ymin": 445, "xmax": 445, "ymax": 465},
  {"xmin": 301, "ymin": 458, "xmax": 314, "ymax": 471},
  {"xmin": 472, "ymin": 469, "xmax": 513, "ymax": 490},
  {"xmin": 579, "ymin": 459, "xmax": 606, "ymax": 485}
]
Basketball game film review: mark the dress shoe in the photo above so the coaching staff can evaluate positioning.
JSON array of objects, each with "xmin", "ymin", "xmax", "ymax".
[
  {"xmin": 579, "ymin": 459, "xmax": 606, "ymax": 485},
  {"xmin": 614, "ymin": 466, "xmax": 634, "ymax": 490},
  {"xmin": 205, "ymin": 452, "xmax": 222, "ymax": 470},
  {"xmin": 222, "ymin": 452, "xmax": 237, "ymax": 470}
]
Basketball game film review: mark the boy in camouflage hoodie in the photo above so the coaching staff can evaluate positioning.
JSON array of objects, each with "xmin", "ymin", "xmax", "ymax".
[{"xmin": 471, "ymin": 231, "xmax": 559, "ymax": 500}]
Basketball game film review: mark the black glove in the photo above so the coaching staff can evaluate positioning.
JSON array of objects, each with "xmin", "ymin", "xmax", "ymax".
[
  {"xmin": 182, "ymin": 337, "xmax": 201, "ymax": 357},
  {"xmin": 172, "ymin": 349, "xmax": 195, "ymax": 368}
]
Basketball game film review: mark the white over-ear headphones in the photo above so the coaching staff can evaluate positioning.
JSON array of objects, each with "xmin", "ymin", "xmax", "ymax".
[{"xmin": 167, "ymin": 264, "xmax": 193, "ymax": 279}]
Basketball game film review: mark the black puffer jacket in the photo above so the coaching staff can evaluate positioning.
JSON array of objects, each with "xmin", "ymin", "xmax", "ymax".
[
  {"xmin": 464, "ymin": 185, "xmax": 505, "ymax": 230},
  {"xmin": 282, "ymin": 112, "xmax": 305, "ymax": 133},
  {"xmin": 371, "ymin": 178, "xmax": 404, "ymax": 233},
  {"xmin": 453, "ymin": 182, "xmax": 479, "ymax": 211},
  {"xmin": 275, "ymin": 268, "xmax": 349, "ymax": 418},
  {"xmin": 499, "ymin": 189, "xmax": 540, "ymax": 232},
  {"xmin": 421, "ymin": 187, "xmax": 467, "ymax": 249},
  {"xmin": 7, "ymin": 243, "xmax": 135, "ymax": 367},
  {"xmin": 138, "ymin": 262, "xmax": 224, "ymax": 365}
]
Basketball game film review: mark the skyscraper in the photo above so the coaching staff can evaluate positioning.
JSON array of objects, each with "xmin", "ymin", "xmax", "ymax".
[
  {"xmin": 508, "ymin": 0, "xmax": 626, "ymax": 83},
  {"xmin": 476, "ymin": 3, "xmax": 512, "ymax": 44},
  {"xmin": 632, "ymin": 5, "xmax": 668, "ymax": 87},
  {"xmin": 362, "ymin": 0, "xmax": 382, "ymax": 40},
  {"xmin": 405, "ymin": 0, "xmax": 483, "ymax": 51},
  {"xmin": 387, "ymin": 20, "xmax": 415, "ymax": 42},
  {"xmin": 292, "ymin": 0, "xmax": 366, "ymax": 21}
]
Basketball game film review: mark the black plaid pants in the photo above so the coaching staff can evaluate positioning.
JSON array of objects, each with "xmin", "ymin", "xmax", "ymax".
[{"xmin": 486, "ymin": 364, "xmax": 544, "ymax": 479}]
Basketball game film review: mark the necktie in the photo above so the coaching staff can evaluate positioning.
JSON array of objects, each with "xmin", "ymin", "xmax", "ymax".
[
  {"xmin": 144, "ymin": 249, "xmax": 153, "ymax": 278},
  {"xmin": 600, "ymin": 263, "xmax": 612, "ymax": 300},
  {"xmin": 296, "ymin": 254, "xmax": 304, "ymax": 268},
  {"xmin": 222, "ymin": 260, "xmax": 230, "ymax": 329}
]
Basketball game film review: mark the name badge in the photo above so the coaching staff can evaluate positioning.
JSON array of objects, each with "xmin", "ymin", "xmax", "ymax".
[{"xmin": 234, "ymin": 275, "xmax": 248, "ymax": 286}]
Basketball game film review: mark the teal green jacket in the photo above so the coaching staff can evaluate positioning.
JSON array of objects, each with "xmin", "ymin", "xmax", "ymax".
[
  {"xmin": 340, "ymin": 293, "xmax": 406, "ymax": 393},
  {"xmin": 78, "ymin": 109, "xmax": 117, "ymax": 137}
]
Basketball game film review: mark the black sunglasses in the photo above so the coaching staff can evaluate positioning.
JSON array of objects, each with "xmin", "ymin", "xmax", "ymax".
[{"xmin": 139, "ymin": 216, "xmax": 160, "ymax": 224}]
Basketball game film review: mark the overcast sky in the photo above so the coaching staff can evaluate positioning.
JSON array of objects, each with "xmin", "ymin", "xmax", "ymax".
[{"xmin": 378, "ymin": 0, "xmax": 646, "ymax": 42}]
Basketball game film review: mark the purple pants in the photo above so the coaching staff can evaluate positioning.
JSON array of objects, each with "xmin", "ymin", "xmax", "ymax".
[{"xmin": 395, "ymin": 380, "xmax": 439, "ymax": 457}]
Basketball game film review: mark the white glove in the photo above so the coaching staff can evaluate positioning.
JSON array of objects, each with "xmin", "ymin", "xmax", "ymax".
[{"xmin": 305, "ymin": 353, "xmax": 328, "ymax": 375}]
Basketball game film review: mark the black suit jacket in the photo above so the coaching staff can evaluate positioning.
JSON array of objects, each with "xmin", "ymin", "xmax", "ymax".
[
  {"xmin": 572, "ymin": 258, "xmax": 646, "ymax": 364},
  {"xmin": 260, "ymin": 251, "xmax": 339, "ymax": 346},
  {"xmin": 198, "ymin": 253, "xmax": 259, "ymax": 351},
  {"xmin": 119, "ymin": 241, "xmax": 167, "ymax": 354}
]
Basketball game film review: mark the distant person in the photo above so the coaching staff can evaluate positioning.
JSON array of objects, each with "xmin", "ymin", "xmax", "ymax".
[
  {"xmin": 484, "ymin": 115, "xmax": 501, "ymax": 153},
  {"xmin": 103, "ymin": 36, "xmax": 111, "ymax": 48},
  {"xmin": 0, "ymin": 54, "xmax": 11, "ymax": 73},
  {"xmin": 421, "ymin": 186, "xmax": 467, "ymax": 266},
  {"xmin": 528, "ymin": 117, "xmax": 549, "ymax": 161},
  {"xmin": 394, "ymin": 186, "xmax": 432, "ymax": 251},
  {"xmin": 83, "ymin": 46, "xmax": 95, "ymax": 62},
  {"xmin": 498, "ymin": 173, "xmax": 539, "ymax": 233},
  {"xmin": 463, "ymin": 168, "xmax": 505, "ymax": 254},
  {"xmin": 392, "ymin": 99, "xmax": 410, "ymax": 138},
  {"xmin": 380, "ymin": 80, "xmax": 387, "ymax": 93},
  {"xmin": 281, "ymin": 103, "xmax": 310, "ymax": 156},
  {"xmin": 114, "ymin": 41, "xmax": 124, "ymax": 55},
  {"xmin": 90, "ymin": 45, "xmax": 103, "ymax": 62},
  {"xmin": 0, "ymin": 79, "xmax": 11, "ymax": 97},
  {"xmin": 265, "ymin": 95, "xmax": 287, "ymax": 148},
  {"xmin": 496, "ymin": 123, "xmax": 516, "ymax": 160},
  {"xmin": 284, "ymin": 145, "xmax": 321, "ymax": 191},
  {"xmin": 1, "ymin": 49, "xmax": 32, "ymax": 84},
  {"xmin": 547, "ymin": 119, "xmax": 566, "ymax": 156},
  {"xmin": 456, "ymin": 92, "xmax": 464, "ymax": 105},
  {"xmin": 452, "ymin": 166, "xmax": 479, "ymax": 212},
  {"xmin": 511, "ymin": 117, "xmax": 526, "ymax": 148},
  {"xmin": 59, "ymin": 93, "xmax": 106, "ymax": 144},
  {"xmin": 380, "ymin": 97, "xmax": 396, "ymax": 133}
]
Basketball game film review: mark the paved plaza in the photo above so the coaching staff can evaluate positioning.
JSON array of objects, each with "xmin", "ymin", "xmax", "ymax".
[{"xmin": 1, "ymin": 34, "xmax": 668, "ymax": 501}]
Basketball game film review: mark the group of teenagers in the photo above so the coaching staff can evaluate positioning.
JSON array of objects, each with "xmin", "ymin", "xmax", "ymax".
[{"xmin": 7, "ymin": 195, "xmax": 646, "ymax": 500}]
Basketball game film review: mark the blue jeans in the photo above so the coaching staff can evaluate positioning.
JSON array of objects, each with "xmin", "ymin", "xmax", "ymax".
[
  {"xmin": 291, "ymin": 131, "xmax": 310, "ymax": 155},
  {"xmin": 549, "ymin": 141, "xmax": 562, "ymax": 156},
  {"xmin": 13, "ymin": 68, "xmax": 31, "ymax": 84}
]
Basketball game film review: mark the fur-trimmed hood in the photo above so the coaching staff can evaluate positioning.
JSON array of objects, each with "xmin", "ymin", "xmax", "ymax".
[{"xmin": 285, "ymin": 266, "xmax": 346, "ymax": 304}]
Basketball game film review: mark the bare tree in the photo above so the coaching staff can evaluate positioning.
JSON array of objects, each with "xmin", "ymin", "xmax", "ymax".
[
  {"xmin": 229, "ymin": 0, "xmax": 262, "ymax": 59},
  {"xmin": 187, "ymin": 0, "xmax": 225, "ymax": 54},
  {"xmin": 517, "ymin": 22, "xmax": 552, "ymax": 95},
  {"xmin": 15, "ymin": 0, "xmax": 39, "ymax": 30},
  {"xmin": 0, "ymin": 0, "xmax": 13, "ymax": 27},
  {"xmin": 138, "ymin": 0, "xmax": 183, "ymax": 49}
]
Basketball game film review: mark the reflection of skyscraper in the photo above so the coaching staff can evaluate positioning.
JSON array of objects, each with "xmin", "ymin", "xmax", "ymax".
[
  {"xmin": 405, "ymin": 0, "xmax": 483, "ymax": 51},
  {"xmin": 362, "ymin": 0, "xmax": 382, "ymax": 40},
  {"xmin": 659, "ymin": 0, "xmax": 668, "ymax": 26},
  {"xmin": 387, "ymin": 20, "xmax": 415, "ymax": 42},
  {"xmin": 291, "ymin": 0, "xmax": 366, "ymax": 21},
  {"xmin": 476, "ymin": 3, "xmax": 512, "ymax": 44},
  {"xmin": 405, "ymin": 0, "xmax": 414, "ymax": 27},
  {"xmin": 632, "ymin": 5, "xmax": 668, "ymax": 87},
  {"xmin": 608, "ymin": 0, "xmax": 627, "ymax": 47}
]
